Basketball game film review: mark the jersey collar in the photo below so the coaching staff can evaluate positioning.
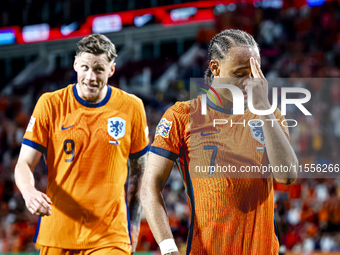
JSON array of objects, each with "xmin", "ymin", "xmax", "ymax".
[{"xmin": 73, "ymin": 84, "xmax": 112, "ymax": 108}]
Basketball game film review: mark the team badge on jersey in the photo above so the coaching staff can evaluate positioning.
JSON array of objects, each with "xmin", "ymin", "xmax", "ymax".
[
  {"xmin": 249, "ymin": 120, "xmax": 265, "ymax": 145},
  {"xmin": 155, "ymin": 118, "xmax": 172, "ymax": 138},
  {"xmin": 108, "ymin": 117, "xmax": 126, "ymax": 140}
]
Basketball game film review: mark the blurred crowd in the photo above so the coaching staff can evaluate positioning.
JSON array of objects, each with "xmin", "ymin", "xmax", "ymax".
[{"xmin": 1, "ymin": 1, "xmax": 340, "ymax": 253}]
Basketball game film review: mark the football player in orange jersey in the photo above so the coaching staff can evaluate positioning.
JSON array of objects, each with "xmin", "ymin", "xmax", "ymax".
[
  {"xmin": 14, "ymin": 34, "xmax": 149, "ymax": 255},
  {"xmin": 141, "ymin": 29, "xmax": 298, "ymax": 255}
]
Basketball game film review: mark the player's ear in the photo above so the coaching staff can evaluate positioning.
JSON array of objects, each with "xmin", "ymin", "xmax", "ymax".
[
  {"xmin": 108, "ymin": 63, "xmax": 116, "ymax": 78},
  {"xmin": 73, "ymin": 56, "xmax": 78, "ymax": 73},
  {"xmin": 210, "ymin": 60, "xmax": 220, "ymax": 77}
]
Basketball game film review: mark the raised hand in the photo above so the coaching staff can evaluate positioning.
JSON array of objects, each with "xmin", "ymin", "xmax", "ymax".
[{"xmin": 244, "ymin": 57, "xmax": 270, "ymax": 111}]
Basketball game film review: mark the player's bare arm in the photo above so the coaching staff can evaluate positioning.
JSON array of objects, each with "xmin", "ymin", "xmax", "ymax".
[
  {"xmin": 245, "ymin": 57, "xmax": 298, "ymax": 184},
  {"xmin": 14, "ymin": 144, "xmax": 52, "ymax": 216},
  {"xmin": 140, "ymin": 153, "xmax": 180, "ymax": 255},
  {"xmin": 129, "ymin": 153, "xmax": 147, "ymax": 253}
]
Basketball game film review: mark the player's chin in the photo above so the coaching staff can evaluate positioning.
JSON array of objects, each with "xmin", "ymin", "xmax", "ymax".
[
  {"xmin": 82, "ymin": 83, "xmax": 98, "ymax": 92},
  {"xmin": 83, "ymin": 91, "xmax": 100, "ymax": 102}
]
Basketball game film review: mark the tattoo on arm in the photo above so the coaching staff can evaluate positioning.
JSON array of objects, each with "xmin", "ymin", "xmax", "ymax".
[{"xmin": 129, "ymin": 154, "xmax": 147, "ymax": 228}]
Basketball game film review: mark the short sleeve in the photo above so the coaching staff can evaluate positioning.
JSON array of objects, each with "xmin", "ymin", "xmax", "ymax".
[
  {"xmin": 274, "ymin": 108, "xmax": 290, "ymax": 140},
  {"xmin": 129, "ymin": 98, "xmax": 149, "ymax": 159},
  {"xmin": 22, "ymin": 94, "xmax": 50, "ymax": 153},
  {"xmin": 150, "ymin": 102, "xmax": 188, "ymax": 161}
]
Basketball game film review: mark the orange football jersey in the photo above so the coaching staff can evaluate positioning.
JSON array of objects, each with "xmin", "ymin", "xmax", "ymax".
[
  {"xmin": 151, "ymin": 96, "xmax": 289, "ymax": 255},
  {"xmin": 23, "ymin": 84, "xmax": 149, "ymax": 249}
]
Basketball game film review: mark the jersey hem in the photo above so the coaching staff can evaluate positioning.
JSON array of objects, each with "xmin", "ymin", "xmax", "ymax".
[
  {"xmin": 22, "ymin": 138, "xmax": 47, "ymax": 153},
  {"xmin": 150, "ymin": 146, "xmax": 179, "ymax": 161}
]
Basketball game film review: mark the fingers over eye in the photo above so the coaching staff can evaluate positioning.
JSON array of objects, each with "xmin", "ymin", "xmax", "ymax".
[
  {"xmin": 255, "ymin": 59, "xmax": 265, "ymax": 79},
  {"xmin": 250, "ymin": 58, "xmax": 260, "ymax": 79}
]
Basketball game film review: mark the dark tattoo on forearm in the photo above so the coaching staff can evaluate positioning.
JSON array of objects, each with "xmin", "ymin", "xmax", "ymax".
[{"xmin": 129, "ymin": 154, "xmax": 147, "ymax": 228}]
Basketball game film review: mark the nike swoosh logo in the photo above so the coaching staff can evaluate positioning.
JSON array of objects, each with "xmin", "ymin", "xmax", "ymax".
[
  {"xmin": 200, "ymin": 131, "xmax": 220, "ymax": 137},
  {"xmin": 61, "ymin": 125, "xmax": 75, "ymax": 130}
]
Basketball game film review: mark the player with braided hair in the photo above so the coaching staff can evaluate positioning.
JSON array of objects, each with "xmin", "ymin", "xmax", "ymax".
[
  {"xmin": 204, "ymin": 29, "xmax": 259, "ymax": 85},
  {"xmin": 141, "ymin": 29, "xmax": 297, "ymax": 255}
]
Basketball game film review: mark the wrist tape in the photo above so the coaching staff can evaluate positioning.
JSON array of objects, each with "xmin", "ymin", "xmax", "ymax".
[{"xmin": 159, "ymin": 238, "xmax": 178, "ymax": 255}]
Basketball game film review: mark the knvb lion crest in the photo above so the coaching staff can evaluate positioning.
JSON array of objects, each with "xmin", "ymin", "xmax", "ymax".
[
  {"xmin": 249, "ymin": 120, "xmax": 265, "ymax": 145},
  {"xmin": 108, "ymin": 117, "xmax": 126, "ymax": 140}
]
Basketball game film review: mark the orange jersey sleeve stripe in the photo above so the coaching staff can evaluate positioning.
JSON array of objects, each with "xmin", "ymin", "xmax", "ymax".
[
  {"xmin": 129, "ymin": 145, "xmax": 149, "ymax": 159},
  {"xmin": 149, "ymin": 146, "xmax": 179, "ymax": 161},
  {"xmin": 22, "ymin": 138, "xmax": 47, "ymax": 153}
]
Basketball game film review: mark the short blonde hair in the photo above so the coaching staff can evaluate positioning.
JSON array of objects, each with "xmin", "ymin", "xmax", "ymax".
[{"xmin": 76, "ymin": 34, "xmax": 118, "ymax": 63}]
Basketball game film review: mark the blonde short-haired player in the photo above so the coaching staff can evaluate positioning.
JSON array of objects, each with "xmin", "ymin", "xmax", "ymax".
[{"xmin": 15, "ymin": 34, "xmax": 149, "ymax": 255}]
